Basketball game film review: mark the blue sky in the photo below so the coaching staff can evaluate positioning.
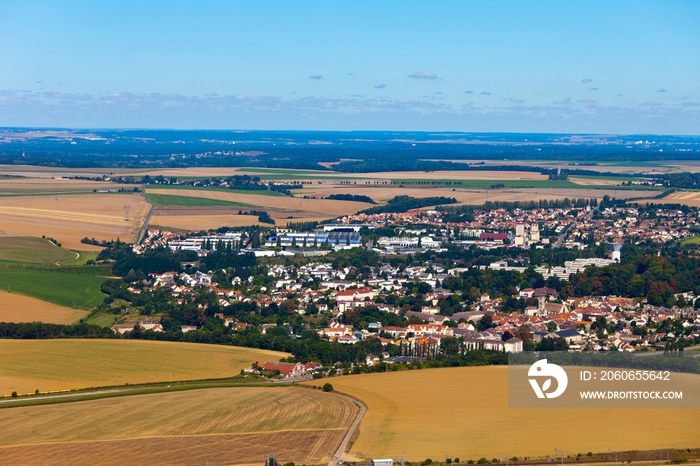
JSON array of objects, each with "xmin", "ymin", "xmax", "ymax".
[{"xmin": 0, "ymin": 1, "xmax": 698, "ymax": 133}]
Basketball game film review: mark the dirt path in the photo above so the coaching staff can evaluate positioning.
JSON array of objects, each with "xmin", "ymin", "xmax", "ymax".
[{"xmin": 334, "ymin": 394, "xmax": 367, "ymax": 461}]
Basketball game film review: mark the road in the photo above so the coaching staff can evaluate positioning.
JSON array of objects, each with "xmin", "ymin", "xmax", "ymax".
[
  {"xmin": 333, "ymin": 395, "xmax": 366, "ymax": 462},
  {"xmin": 137, "ymin": 195, "xmax": 155, "ymax": 244},
  {"xmin": 553, "ymin": 206, "xmax": 595, "ymax": 248}
]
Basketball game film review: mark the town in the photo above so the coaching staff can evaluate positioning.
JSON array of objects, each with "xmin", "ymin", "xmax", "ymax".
[{"xmin": 99, "ymin": 198, "xmax": 700, "ymax": 378}]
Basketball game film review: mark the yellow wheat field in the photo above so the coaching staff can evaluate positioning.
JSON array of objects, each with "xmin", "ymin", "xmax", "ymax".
[
  {"xmin": 0, "ymin": 339, "xmax": 288, "ymax": 396},
  {"xmin": 0, "ymin": 386, "xmax": 357, "ymax": 465},
  {"xmin": 312, "ymin": 367, "xmax": 700, "ymax": 462},
  {"xmin": 661, "ymin": 191, "xmax": 700, "ymax": 207},
  {"xmin": 0, "ymin": 291, "xmax": 87, "ymax": 324}
]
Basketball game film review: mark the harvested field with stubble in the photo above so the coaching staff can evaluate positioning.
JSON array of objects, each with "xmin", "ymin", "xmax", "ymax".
[
  {"xmin": 0, "ymin": 340, "xmax": 289, "ymax": 396},
  {"xmin": 0, "ymin": 291, "xmax": 87, "ymax": 324},
  {"xmin": 315, "ymin": 367, "xmax": 700, "ymax": 462},
  {"xmin": 660, "ymin": 191, "xmax": 700, "ymax": 207},
  {"xmin": 301, "ymin": 186, "xmax": 659, "ymax": 206},
  {"xmin": 151, "ymin": 209, "xmax": 267, "ymax": 229},
  {"xmin": 147, "ymin": 187, "xmax": 372, "ymax": 224},
  {"xmin": 0, "ymin": 386, "xmax": 358, "ymax": 465},
  {"xmin": 569, "ymin": 176, "xmax": 624, "ymax": 186},
  {"xmin": 0, "ymin": 177, "xmax": 108, "ymax": 195},
  {"xmin": 0, "ymin": 193, "xmax": 149, "ymax": 250}
]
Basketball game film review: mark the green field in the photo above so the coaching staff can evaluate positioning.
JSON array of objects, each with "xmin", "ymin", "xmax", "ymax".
[
  {"xmin": 680, "ymin": 235, "xmax": 700, "ymax": 245},
  {"xmin": 145, "ymin": 193, "xmax": 255, "ymax": 207},
  {"xmin": 83, "ymin": 310, "xmax": 118, "ymax": 327},
  {"xmin": 145, "ymin": 184, "xmax": 285, "ymax": 196},
  {"xmin": 0, "ymin": 236, "xmax": 77, "ymax": 265},
  {"xmin": 0, "ymin": 267, "xmax": 108, "ymax": 309},
  {"xmin": 58, "ymin": 250, "xmax": 101, "ymax": 266}
]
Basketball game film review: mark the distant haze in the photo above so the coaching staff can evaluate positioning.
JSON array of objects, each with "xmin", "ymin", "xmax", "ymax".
[{"xmin": 0, "ymin": 1, "xmax": 698, "ymax": 134}]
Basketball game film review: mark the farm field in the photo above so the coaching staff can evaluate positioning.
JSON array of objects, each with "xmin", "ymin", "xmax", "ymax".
[
  {"xmin": 0, "ymin": 339, "xmax": 289, "ymax": 396},
  {"xmin": 0, "ymin": 166, "xmax": 668, "ymax": 240},
  {"xmin": 0, "ymin": 267, "xmax": 107, "ymax": 308},
  {"xmin": 131, "ymin": 166, "xmax": 643, "ymax": 183},
  {"xmin": 147, "ymin": 183, "xmax": 663, "ymax": 230},
  {"xmin": 145, "ymin": 192, "xmax": 254, "ymax": 207},
  {"xmin": 0, "ymin": 193, "xmax": 149, "ymax": 250},
  {"xmin": 302, "ymin": 186, "xmax": 659, "ymax": 205},
  {"xmin": 57, "ymin": 250, "xmax": 100, "ymax": 266},
  {"xmin": 0, "ymin": 235, "xmax": 76, "ymax": 265},
  {"xmin": 0, "ymin": 177, "xmax": 108, "ymax": 195},
  {"xmin": 660, "ymin": 191, "xmax": 700, "ymax": 207},
  {"xmin": 145, "ymin": 183, "xmax": 286, "ymax": 196},
  {"xmin": 147, "ymin": 187, "xmax": 372, "ymax": 225},
  {"xmin": 0, "ymin": 291, "xmax": 87, "ymax": 324},
  {"xmin": 450, "ymin": 160, "xmax": 682, "ymax": 175},
  {"xmin": 0, "ymin": 386, "xmax": 356, "ymax": 443},
  {"xmin": 150, "ymin": 210, "xmax": 267, "ymax": 230},
  {"xmin": 0, "ymin": 430, "xmax": 346, "ymax": 466},
  {"xmin": 0, "ymin": 386, "xmax": 357, "ymax": 465},
  {"xmin": 315, "ymin": 367, "xmax": 700, "ymax": 462},
  {"xmin": 680, "ymin": 236, "xmax": 700, "ymax": 245}
]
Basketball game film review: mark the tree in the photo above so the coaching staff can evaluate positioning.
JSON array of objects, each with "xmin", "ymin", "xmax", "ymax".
[
  {"xmin": 477, "ymin": 315, "xmax": 493, "ymax": 332},
  {"xmin": 322, "ymin": 383, "xmax": 334, "ymax": 392},
  {"xmin": 514, "ymin": 325, "xmax": 533, "ymax": 342},
  {"xmin": 547, "ymin": 321, "xmax": 558, "ymax": 332}
]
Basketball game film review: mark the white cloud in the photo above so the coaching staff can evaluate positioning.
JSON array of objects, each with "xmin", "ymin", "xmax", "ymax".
[
  {"xmin": 407, "ymin": 71, "xmax": 438, "ymax": 79},
  {"xmin": 1, "ymin": 88, "xmax": 698, "ymax": 133},
  {"xmin": 581, "ymin": 78, "xmax": 593, "ymax": 83}
]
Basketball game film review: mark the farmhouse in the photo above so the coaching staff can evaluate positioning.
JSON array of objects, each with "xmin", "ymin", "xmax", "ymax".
[
  {"xmin": 260, "ymin": 361, "xmax": 320, "ymax": 378},
  {"xmin": 111, "ymin": 324, "xmax": 135, "ymax": 335}
]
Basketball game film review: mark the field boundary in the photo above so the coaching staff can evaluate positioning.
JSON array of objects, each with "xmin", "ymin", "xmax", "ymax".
[
  {"xmin": 0, "ymin": 376, "xmax": 289, "ymax": 409},
  {"xmin": 137, "ymin": 191, "xmax": 155, "ymax": 244}
]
